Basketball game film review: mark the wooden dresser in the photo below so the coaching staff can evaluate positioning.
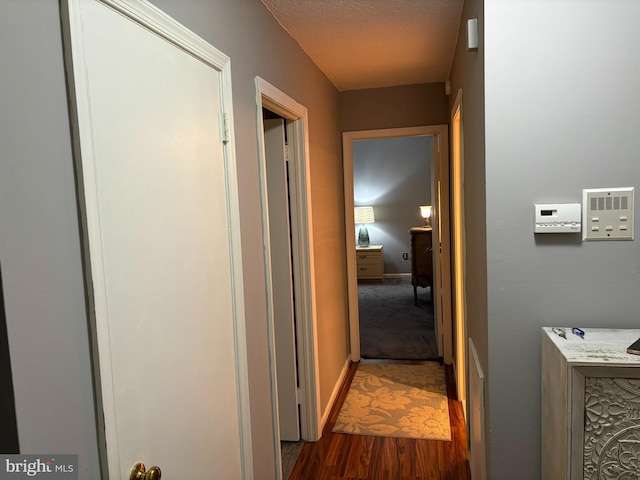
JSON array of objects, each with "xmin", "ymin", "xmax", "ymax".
[
  {"xmin": 409, "ymin": 227, "xmax": 433, "ymax": 304},
  {"xmin": 355, "ymin": 245, "xmax": 383, "ymax": 281}
]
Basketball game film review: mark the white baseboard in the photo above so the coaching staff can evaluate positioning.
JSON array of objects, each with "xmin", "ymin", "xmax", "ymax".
[
  {"xmin": 319, "ymin": 356, "xmax": 351, "ymax": 432},
  {"xmin": 384, "ymin": 273, "xmax": 411, "ymax": 279},
  {"xmin": 469, "ymin": 338, "xmax": 487, "ymax": 480}
]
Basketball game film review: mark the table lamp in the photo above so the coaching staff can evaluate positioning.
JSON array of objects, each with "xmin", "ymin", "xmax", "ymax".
[
  {"xmin": 420, "ymin": 205, "xmax": 432, "ymax": 227},
  {"xmin": 354, "ymin": 206, "xmax": 375, "ymax": 247}
]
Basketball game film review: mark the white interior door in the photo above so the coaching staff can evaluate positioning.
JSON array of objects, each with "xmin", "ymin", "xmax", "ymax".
[
  {"xmin": 431, "ymin": 130, "xmax": 453, "ymax": 365},
  {"xmin": 264, "ymin": 118, "xmax": 300, "ymax": 441},
  {"xmin": 431, "ymin": 138, "xmax": 444, "ymax": 357},
  {"xmin": 64, "ymin": 0, "xmax": 250, "ymax": 478}
]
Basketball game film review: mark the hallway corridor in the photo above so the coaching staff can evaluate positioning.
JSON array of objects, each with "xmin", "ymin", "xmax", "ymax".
[{"xmin": 288, "ymin": 361, "xmax": 470, "ymax": 480}]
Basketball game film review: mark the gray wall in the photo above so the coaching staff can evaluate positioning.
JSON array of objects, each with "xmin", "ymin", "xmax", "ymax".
[
  {"xmin": 339, "ymin": 83, "xmax": 449, "ymax": 132},
  {"xmin": 1, "ymin": 1, "xmax": 487, "ymax": 478},
  {"xmin": 2, "ymin": 1, "xmax": 347, "ymax": 478},
  {"xmin": 0, "ymin": 0, "xmax": 101, "ymax": 476},
  {"xmin": 485, "ymin": 1, "xmax": 640, "ymax": 478},
  {"xmin": 353, "ymin": 137, "xmax": 433, "ymax": 274}
]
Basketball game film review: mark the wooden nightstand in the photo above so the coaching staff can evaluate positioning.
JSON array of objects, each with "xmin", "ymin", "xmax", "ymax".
[{"xmin": 355, "ymin": 245, "xmax": 383, "ymax": 281}]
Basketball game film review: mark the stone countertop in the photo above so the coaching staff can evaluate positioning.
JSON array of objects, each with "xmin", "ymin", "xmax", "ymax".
[{"xmin": 542, "ymin": 327, "xmax": 640, "ymax": 366}]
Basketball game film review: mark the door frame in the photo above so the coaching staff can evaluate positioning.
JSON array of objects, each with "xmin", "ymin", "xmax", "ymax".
[
  {"xmin": 451, "ymin": 89, "xmax": 468, "ymax": 419},
  {"xmin": 62, "ymin": 0, "xmax": 253, "ymax": 477},
  {"xmin": 255, "ymin": 78, "xmax": 321, "ymax": 462},
  {"xmin": 343, "ymin": 126, "xmax": 452, "ymax": 363}
]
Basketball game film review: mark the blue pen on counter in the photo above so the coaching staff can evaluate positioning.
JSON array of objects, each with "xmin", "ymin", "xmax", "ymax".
[{"xmin": 572, "ymin": 327, "xmax": 585, "ymax": 339}]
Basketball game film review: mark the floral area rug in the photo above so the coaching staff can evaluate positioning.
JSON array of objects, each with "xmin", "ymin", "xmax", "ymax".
[{"xmin": 333, "ymin": 362, "xmax": 451, "ymax": 441}]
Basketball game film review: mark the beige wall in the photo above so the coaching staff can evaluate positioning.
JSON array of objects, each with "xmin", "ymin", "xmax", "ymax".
[
  {"xmin": 339, "ymin": 83, "xmax": 449, "ymax": 132},
  {"xmin": 448, "ymin": 0, "xmax": 487, "ymax": 473},
  {"xmin": 2, "ymin": 1, "xmax": 350, "ymax": 478}
]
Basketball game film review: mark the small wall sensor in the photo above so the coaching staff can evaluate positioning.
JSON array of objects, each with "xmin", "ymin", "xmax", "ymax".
[{"xmin": 467, "ymin": 18, "xmax": 478, "ymax": 51}]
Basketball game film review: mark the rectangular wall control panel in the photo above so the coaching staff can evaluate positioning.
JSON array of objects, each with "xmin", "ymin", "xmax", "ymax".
[
  {"xmin": 582, "ymin": 187, "xmax": 634, "ymax": 241},
  {"xmin": 534, "ymin": 203, "xmax": 581, "ymax": 233}
]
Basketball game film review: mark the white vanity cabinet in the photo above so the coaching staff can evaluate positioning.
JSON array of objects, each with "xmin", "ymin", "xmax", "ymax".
[{"xmin": 541, "ymin": 328, "xmax": 640, "ymax": 480}]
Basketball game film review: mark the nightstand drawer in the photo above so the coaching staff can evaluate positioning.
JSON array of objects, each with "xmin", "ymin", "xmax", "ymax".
[
  {"xmin": 356, "ymin": 252, "xmax": 381, "ymax": 264},
  {"xmin": 356, "ymin": 264, "xmax": 383, "ymax": 278}
]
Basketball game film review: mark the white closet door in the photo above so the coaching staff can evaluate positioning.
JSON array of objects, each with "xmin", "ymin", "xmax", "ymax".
[{"xmin": 65, "ymin": 0, "xmax": 248, "ymax": 477}]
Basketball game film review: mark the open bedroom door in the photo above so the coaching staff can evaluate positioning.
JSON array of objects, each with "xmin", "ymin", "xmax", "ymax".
[{"xmin": 431, "ymin": 126, "xmax": 453, "ymax": 364}]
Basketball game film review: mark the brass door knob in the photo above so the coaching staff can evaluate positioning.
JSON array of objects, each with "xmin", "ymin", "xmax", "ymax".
[{"xmin": 130, "ymin": 462, "xmax": 161, "ymax": 480}]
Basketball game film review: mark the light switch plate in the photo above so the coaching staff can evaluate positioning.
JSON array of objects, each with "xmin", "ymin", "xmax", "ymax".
[{"xmin": 582, "ymin": 187, "xmax": 634, "ymax": 241}]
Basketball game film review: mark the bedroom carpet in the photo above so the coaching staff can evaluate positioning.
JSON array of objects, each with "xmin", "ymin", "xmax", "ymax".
[{"xmin": 358, "ymin": 278, "xmax": 438, "ymax": 360}]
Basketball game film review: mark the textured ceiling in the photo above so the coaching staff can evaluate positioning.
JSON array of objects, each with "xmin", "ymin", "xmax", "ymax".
[{"xmin": 260, "ymin": 0, "xmax": 464, "ymax": 92}]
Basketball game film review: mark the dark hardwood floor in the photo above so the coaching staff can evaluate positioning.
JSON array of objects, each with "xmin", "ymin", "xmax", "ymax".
[{"xmin": 289, "ymin": 360, "xmax": 470, "ymax": 480}]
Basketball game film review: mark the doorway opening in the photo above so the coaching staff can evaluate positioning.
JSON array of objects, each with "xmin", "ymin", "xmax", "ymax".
[
  {"xmin": 351, "ymin": 135, "xmax": 438, "ymax": 360},
  {"xmin": 343, "ymin": 126, "xmax": 452, "ymax": 364},
  {"xmin": 262, "ymin": 108, "xmax": 304, "ymax": 479},
  {"xmin": 255, "ymin": 77, "xmax": 321, "ymax": 479}
]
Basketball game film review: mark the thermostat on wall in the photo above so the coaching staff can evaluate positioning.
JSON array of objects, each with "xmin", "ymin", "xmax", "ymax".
[{"xmin": 534, "ymin": 203, "xmax": 581, "ymax": 233}]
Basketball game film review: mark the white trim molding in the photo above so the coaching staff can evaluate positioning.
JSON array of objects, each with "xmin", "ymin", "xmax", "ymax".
[{"xmin": 255, "ymin": 77, "xmax": 321, "ymax": 462}]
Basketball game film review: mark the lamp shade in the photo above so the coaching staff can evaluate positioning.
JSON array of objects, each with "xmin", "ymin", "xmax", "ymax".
[
  {"xmin": 419, "ymin": 205, "xmax": 432, "ymax": 227},
  {"xmin": 354, "ymin": 206, "xmax": 375, "ymax": 224}
]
